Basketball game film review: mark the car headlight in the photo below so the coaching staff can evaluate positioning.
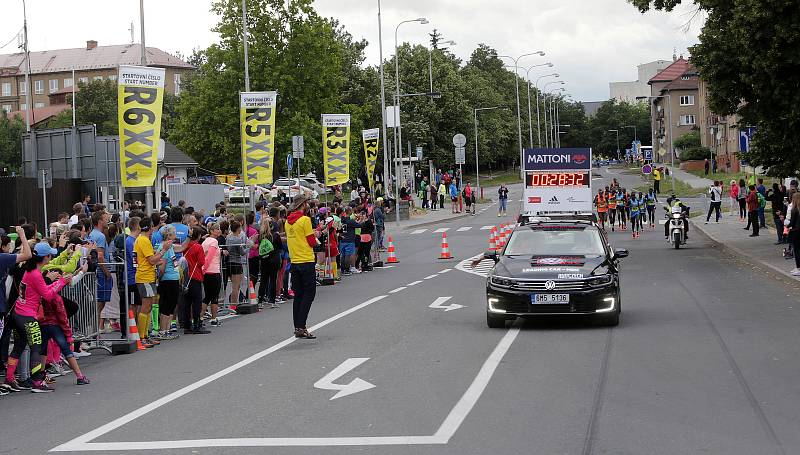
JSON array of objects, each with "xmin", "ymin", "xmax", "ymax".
[
  {"xmin": 489, "ymin": 276, "xmax": 515, "ymax": 287},
  {"xmin": 587, "ymin": 274, "xmax": 613, "ymax": 287}
]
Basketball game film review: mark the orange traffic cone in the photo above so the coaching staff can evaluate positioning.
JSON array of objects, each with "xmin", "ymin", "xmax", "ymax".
[
  {"xmin": 127, "ymin": 309, "xmax": 146, "ymax": 351},
  {"xmin": 489, "ymin": 227, "xmax": 497, "ymax": 251},
  {"xmin": 249, "ymin": 282, "xmax": 258, "ymax": 306},
  {"xmin": 498, "ymin": 224, "xmax": 506, "ymax": 247},
  {"xmin": 386, "ymin": 236, "xmax": 399, "ymax": 263},
  {"xmin": 438, "ymin": 232, "xmax": 453, "ymax": 259}
]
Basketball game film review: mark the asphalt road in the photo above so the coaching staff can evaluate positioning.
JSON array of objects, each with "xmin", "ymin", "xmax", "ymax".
[{"xmin": 2, "ymin": 176, "xmax": 800, "ymax": 455}]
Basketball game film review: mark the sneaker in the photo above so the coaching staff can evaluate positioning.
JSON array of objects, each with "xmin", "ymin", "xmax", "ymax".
[
  {"xmin": 791, "ymin": 268, "xmax": 800, "ymax": 276},
  {"xmin": 210, "ymin": 319, "xmax": 222, "ymax": 327},
  {"xmin": 349, "ymin": 267, "xmax": 361, "ymax": 274},
  {"xmin": 0, "ymin": 387, "xmax": 8, "ymax": 396},
  {"xmin": 294, "ymin": 328, "xmax": 316, "ymax": 339},
  {"xmin": 46, "ymin": 364, "xmax": 65, "ymax": 377},
  {"xmin": 170, "ymin": 321, "xmax": 178, "ymax": 332},
  {"xmin": 18, "ymin": 378, "xmax": 33, "ymax": 390},
  {"xmin": 111, "ymin": 322, "xmax": 121, "ymax": 332},
  {"xmin": 341, "ymin": 271, "xmax": 352, "ymax": 276},
  {"xmin": 44, "ymin": 375, "xmax": 56, "ymax": 385},
  {"xmin": 31, "ymin": 382, "xmax": 55, "ymax": 393},
  {"xmin": 140, "ymin": 339, "xmax": 155, "ymax": 348},
  {"xmin": 288, "ymin": 290, "xmax": 295, "ymax": 298},
  {"xmin": 147, "ymin": 337, "xmax": 161, "ymax": 345},
  {"xmin": 1, "ymin": 380, "xmax": 24, "ymax": 392},
  {"xmin": 76, "ymin": 376, "xmax": 91, "ymax": 386},
  {"xmin": 203, "ymin": 311, "xmax": 212, "ymax": 320},
  {"xmin": 73, "ymin": 350, "xmax": 91, "ymax": 358}
]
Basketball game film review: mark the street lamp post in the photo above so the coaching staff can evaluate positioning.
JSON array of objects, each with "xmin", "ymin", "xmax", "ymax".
[
  {"xmin": 474, "ymin": 106, "xmax": 507, "ymax": 194},
  {"xmin": 637, "ymin": 95, "xmax": 674, "ymax": 193},
  {"xmin": 535, "ymin": 73, "xmax": 558, "ymax": 147},
  {"xmin": 394, "ymin": 17, "xmax": 428, "ymax": 225},
  {"xmin": 498, "ymin": 51, "xmax": 545, "ymax": 177},
  {"xmin": 524, "ymin": 63, "xmax": 553, "ymax": 148},
  {"xmin": 377, "ymin": 0, "xmax": 391, "ymax": 212},
  {"xmin": 541, "ymin": 81, "xmax": 564, "ymax": 147},
  {"xmin": 548, "ymin": 89, "xmax": 565, "ymax": 147},
  {"xmin": 623, "ymin": 124, "xmax": 637, "ymax": 143},
  {"xmin": 429, "ymin": 39, "xmax": 455, "ymax": 92},
  {"xmin": 608, "ymin": 129, "xmax": 620, "ymax": 160}
]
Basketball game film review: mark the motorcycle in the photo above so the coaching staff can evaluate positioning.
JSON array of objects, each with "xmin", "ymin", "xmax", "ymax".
[{"xmin": 666, "ymin": 210, "xmax": 686, "ymax": 249}]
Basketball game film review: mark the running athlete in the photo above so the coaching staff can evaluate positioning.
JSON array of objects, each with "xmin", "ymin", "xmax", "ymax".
[
  {"xmin": 630, "ymin": 195, "xmax": 640, "ymax": 238},
  {"xmin": 607, "ymin": 189, "xmax": 617, "ymax": 231},
  {"xmin": 645, "ymin": 188, "xmax": 657, "ymax": 228},
  {"xmin": 637, "ymin": 192, "xmax": 647, "ymax": 226},
  {"xmin": 594, "ymin": 190, "xmax": 608, "ymax": 229},
  {"xmin": 616, "ymin": 190, "xmax": 626, "ymax": 230}
]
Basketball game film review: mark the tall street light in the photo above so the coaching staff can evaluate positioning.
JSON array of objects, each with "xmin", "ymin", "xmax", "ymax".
[
  {"xmin": 377, "ymin": 0, "xmax": 391, "ymax": 211},
  {"xmin": 474, "ymin": 106, "xmax": 508, "ymax": 193},
  {"xmin": 541, "ymin": 80, "xmax": 563, "ymax": 146},
  {"xmin": 535, "ymin": 73, "xmax": 558, "ymax": 147},
  {"xmin": 429, "ymin": 39, "xmax": 455, "ymax": 92},
  {"xmin": 637, "ymin": 94, "xmax": 674, "ymax": 193},
  {"xmin": 608, "ymin": 129, "xmax": 620, "ymax": 160},
  {"xmin": 394, "ymin": 17, "xmax": 428, "ymax": 224},
  {"xmin": 524, "ymin": 62, "xmax": 553, "ymax": 148},
  {"xmin": 623, "ymin": 124, "xmax": 637, "ymax": 143},
  {"xmin": 498, "ymin": 51, "xmax": 546, "ymax": 177},
  {"xmin": 548, "ymin": 88, "xmax": 565, "ymax": 148}
]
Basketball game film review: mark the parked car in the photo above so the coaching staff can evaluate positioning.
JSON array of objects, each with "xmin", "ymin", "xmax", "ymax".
[
  {"xmin": 270, "ymin": 178, "xmax": 316, "ymax": 200},
  {"xmin": 300, "ymin": 176, "xmax": 329, "ymax": 194}
]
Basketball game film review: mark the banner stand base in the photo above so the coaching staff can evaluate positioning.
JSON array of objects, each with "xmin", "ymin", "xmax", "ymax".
[
  {"xmin": 237, "ymin": 303, "xmax": 259, "ymax": 314},
  {"xmin": 111, "ymin": 340, "xmax": 138, "ymax": 355}
]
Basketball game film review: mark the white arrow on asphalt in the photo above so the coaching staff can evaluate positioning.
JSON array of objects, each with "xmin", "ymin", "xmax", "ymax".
[
  {"xmin": 428, "ymin": 296, "xmax": 464, "ymax": 312},
  {"xmin": 314, "ymin": 358, "xmax": 376, "ymax": 401}
]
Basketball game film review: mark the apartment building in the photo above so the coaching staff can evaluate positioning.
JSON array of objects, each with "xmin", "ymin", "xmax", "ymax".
[
  {"xmin": 646, "ymin": 57, "xmax": 701, "ymax": 160},
  {"xmin": 0, "ymin": 40, "xmax": 192, "ymax": 123},
  {"xmin": 609, "ymin": 59, "xmax": 671, "ymax": 103},
  {"xmin": 698, "ymin": 79, "xmax": 742, "ymax": 173}
]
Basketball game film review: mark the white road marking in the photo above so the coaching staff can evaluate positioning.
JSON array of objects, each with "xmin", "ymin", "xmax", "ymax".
[
  {"xmin": 433, "ymin": 228, "xmax": 450, "ymax": 233},
  {"xmin": 480, "ymin": 225, "xmax": 494, "ymax": 230},
  {"xmin": 50, "ymin": 318, "xmax": 521, "ymax": 451},
  {"xmin": 389, "ymin": 287, "xmax": 406, "ymax": 293},
  {"xmin": 423, "ymin": 274, "xmax": 438, "ymax": 280},
  {"xmin": 313, "ymin": 358, "xmax": 375, "ymax": 401},
  {"xmin": 407, "ymin": 280, "xmax": 422, "ymax": 286},
  {"xmin": 439, "ymin": 268, "xmax": 451, "ymax": 274},
  {"xmin": 455, "ymin": 253, "xmax": 495, "ymax": 278},
  {"xmin": 456, "ymin": 227, "xmax": 472, "ymax": 232},
  {"xmin": 410, "ymin": 229, "xmax": 428, "ymax": 235},
  {"xmin": 428, "ymin": 296, "xmax": 465, "ymax": 312}
]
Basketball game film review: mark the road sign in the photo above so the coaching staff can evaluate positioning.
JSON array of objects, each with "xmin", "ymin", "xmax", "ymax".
[
  {"xmin": 644, "ymin": 149, "xmax": 653, "ymax": 161},
  {"xmin": 287, "ymin": 154, "xmax": 293, "ymax": 171},
  {"xmin": 38, "ymin": 168, "xmax": 52, "ymax": 189},
  {"xmin": 416, "ymin": 146, "xmax": 423, "ymax": 161},
  {"xmin": 455, "ymin": 146, "xmax": 466, "ymax": 164},
  {"xmin": 642, "ymin": 164, "xmax": 653, "ymax": 175},
  {"xmin": 386, "ymin": 105, "xmax": 400, "ymax": 128},
  {"xmin": 452, "ymin": 133, "xmax": 466, "ymax": 147},
  {"xmin": 292, "ymin": 136, "xmax": 305, "ymax": 159},
  {"xmin": 658, "ymin": 147, "xmax": 667, "ymax": 157}
]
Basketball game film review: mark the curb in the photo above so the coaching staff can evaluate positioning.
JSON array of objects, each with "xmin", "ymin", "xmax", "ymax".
[
  {"xmin": 401, "ymin": 213, "xmax": 472, "ymax": 230},
  {"xmin": 689, "ymin": 219, "xmax": 800, "ymax": 287}
]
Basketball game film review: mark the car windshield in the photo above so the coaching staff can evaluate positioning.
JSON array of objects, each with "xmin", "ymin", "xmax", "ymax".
[{"xmin": 503, "ymin": 226, "xmax": 606, "ymax": 256}]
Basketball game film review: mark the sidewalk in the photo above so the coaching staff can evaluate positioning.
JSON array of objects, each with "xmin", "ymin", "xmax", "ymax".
[
  {"xmin": 666, "ymin": 165, "xmax": 714, "ymax": 188},
  {"xmin": 690, "ymin": 213, "xmax": 798, "ymax": 282}
]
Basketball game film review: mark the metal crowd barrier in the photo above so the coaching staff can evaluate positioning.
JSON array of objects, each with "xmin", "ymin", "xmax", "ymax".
[{"xmin": 61, "ymin": 270, "xmax": 112, "ymax": 354}]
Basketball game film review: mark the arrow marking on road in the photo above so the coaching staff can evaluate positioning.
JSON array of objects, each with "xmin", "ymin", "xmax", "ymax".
[
  {"xmin": 456, "ymin": 226, "xmax": 472, "ymax": 232},
  {"xmin": 314, "ymin": 358, "xmax": 375, "ymax": 401},
  {"xmin": 429, "ymin": 296, "xmax": 464, "ymax": 312}
]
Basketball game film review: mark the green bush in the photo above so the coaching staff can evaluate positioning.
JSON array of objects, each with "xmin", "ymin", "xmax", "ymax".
[{"xmin": 680, "ymin": 146, "xmax": 713, "ymax": 161}]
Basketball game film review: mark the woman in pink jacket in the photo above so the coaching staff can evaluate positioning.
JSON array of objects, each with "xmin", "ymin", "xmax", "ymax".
[
  {"xmin": 3, "ymin": 242, "xmax": 72, "ymax": 393},
  {"xmin": 729, "ymin": 180, "xmax": 739, "ymax": 218}
]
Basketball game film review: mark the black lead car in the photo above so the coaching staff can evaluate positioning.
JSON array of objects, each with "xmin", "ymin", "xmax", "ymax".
[{"xmin": 484, "ymin": 220, "xmax": 628, "ymax": 328}]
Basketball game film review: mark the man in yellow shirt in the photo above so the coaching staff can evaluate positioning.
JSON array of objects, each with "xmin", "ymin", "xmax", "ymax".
[
  {"xmin": 653, "ymin": 167, "xmax": 662, "ymax": 194},
  {"xmin": 133, "ymin": 217, "xmax": 172, "ymax": 346},
  {"xmin": 285, "ymin": 195, "xmax": 320, "ymax": 339}
]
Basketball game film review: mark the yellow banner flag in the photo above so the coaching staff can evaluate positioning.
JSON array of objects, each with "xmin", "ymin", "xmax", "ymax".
[
  {"xmin": 118, "ymin": 65, "xmax": 165, "ymax": 187},
  {"xmin": 240, "ymin": 91, "xmax": 278, "ymax": 185},
  {"xmin": 362, "ymin": 128, "xmax": 379, "ymax": 189},
  {"xmin": 322, "ymin": 114, "xmax": 350, "ymax": 187}
]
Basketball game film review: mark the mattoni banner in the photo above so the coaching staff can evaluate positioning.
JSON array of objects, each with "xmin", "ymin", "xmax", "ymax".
[
  {"xmin": 362, "ymin": 128, "xmax": 379, "ymax": 189},
  {"xmin": 240, "ymin": 91, "xmax": 278, "ymax": 185},
  {"xmin": 322, "ymin": 114, "xmax": 350, "ymax": 187},
  {"xmin": 117, "ymin": 65, "xmax": 165, "ymax": 187},
  {"xmin": 523, "ymin": 148, "xmax": 593, "ymax": 213}
]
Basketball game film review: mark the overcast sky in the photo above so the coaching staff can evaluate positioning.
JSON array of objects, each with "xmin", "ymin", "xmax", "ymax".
[{"xmin": 2, "ymin": 0, "xmax": 702, "ymax": 101}]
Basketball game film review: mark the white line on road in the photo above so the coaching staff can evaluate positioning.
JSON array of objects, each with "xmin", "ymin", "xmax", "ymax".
[
  {"xmin": 51, "ymin": 310, "xmax": 521, "ymax": 452},
  {"xmin": 423, "ymin": 274, "xmax": 438, "ymax": 280},
  {"xmin": 480, "ymin": 225, "xmax": 493, "ymax": 230},
  {"xmin": 389, "ymin": 287, "xmax": 406, "ymax": 294},
  {"xmin": 407, "ymin": 280, "xmax": 422, "ymax": 286},
  {"xmin": 410, "ymin": 229, "xmax": 428, "ymax": 235},
  {"xmin": 439, "ymin": 268, "xmax": 451, "ymax": 274},
  {"xmin": 433, "ymin": 228, "xmax": 450, "ymax": 233},
  {"xmin": 456, "ymin": 227, "xmax": 472, "ymax": 232}
]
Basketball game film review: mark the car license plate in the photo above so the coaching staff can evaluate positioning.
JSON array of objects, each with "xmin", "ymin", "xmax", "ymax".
[{"xmin": 531, "ymin": 294, "xmax": 569, "ymax": 304}]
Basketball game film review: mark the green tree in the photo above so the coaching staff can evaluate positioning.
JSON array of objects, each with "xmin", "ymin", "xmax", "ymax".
[
  {"xmin": 628, "ymin": 0, "xmax": 800, "ymax": 175},
  {"xmin": 0, "ymin": 111, "xmax": 26, "ymax": 174},
  {"xmin": 583, "ymin": 100, "xmax": 651, "ymax": 157},
  {"xmin": 68, "ymin": 79, "xmax": 118, "ymax": 136}
]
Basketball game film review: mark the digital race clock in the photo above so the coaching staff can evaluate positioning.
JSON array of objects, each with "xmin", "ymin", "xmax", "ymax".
[{"xmin": 526, "ymin": 172, "xmax": 591, "ymax": 188}]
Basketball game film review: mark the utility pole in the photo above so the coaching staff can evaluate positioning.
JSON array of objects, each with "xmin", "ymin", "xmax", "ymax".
[{"xmin": 139, "ymin": 0, "xmax": 154, "ymax": 213}]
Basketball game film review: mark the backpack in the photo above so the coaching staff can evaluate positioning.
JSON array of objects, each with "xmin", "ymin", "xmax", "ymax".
[
  {"xmin": 258, "ymin": 237, "xmax": 274, "ymax": 258},
  {"xmin": 757, "ymin": 192, "xmax": 766, "ymax": 209}
]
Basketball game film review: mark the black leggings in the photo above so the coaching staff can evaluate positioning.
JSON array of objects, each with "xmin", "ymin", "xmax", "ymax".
[
  {"xmin": 203, "ymin": 273, "xmax": 222, "ymax": 306},
  {"xmin": 184, "ymin": 280, "xmax": 203, "ymax": 330},
  {"xmin": 258, "ymin": 258, "xmax": 280, "ymax": 303},
  {"xmin": 738, "ymin": 198, "xmax": 747, "ymax": 218},
  {"xmin": 357, "ymin": 241, "xmax": 373, "ymax": 269},
  {"xmin": 608, "ymin": 208, "xmax": 616, "ymax": 226},
  {"xmin": 647, "ymin": 206, "xmax": 655, "ymax": 224},
  {"xmin": 9, "ymin": 312, "xmax": 45, "ymax": 381}
]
